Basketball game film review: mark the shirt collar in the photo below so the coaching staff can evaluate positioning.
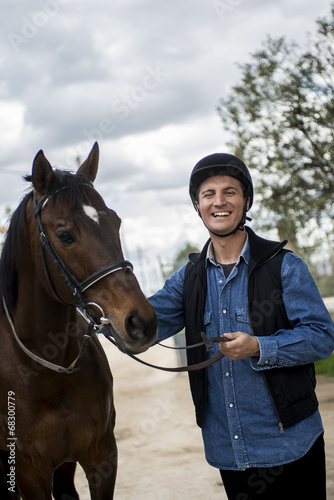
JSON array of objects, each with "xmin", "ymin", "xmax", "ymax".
[{"xmin": 206, "ymin": 233, "xmax": 250, "ymax": 267}]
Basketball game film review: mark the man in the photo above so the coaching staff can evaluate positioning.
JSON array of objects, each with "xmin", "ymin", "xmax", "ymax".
[{"xmin": 148, "ymin": 153, "xmax": 334, "ymax": 499}]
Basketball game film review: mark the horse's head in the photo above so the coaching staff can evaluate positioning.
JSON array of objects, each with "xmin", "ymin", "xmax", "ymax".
[{"xmin": 28, "ymin": 142, "xmax": 158, "ymax": 354}]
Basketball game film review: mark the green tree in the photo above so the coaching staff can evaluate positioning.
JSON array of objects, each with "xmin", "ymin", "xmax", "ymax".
[
  {"xmin": 0, "ymin": 207, "xmax": 12, "ymax": 254},
  {"xmin": 217, "ymin": 4, "xmax": 334, "ymax": 253},
  {"xmin": 160, "ymin": 243, "xmax": 200, "ymax": 280},
  {"xmin": 171, "ymin": 243, "xmax": 200, "ymax": 274}
]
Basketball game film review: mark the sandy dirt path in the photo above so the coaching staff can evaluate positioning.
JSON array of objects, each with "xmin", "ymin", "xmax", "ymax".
[{"xmin": 74, "ymin": 338, "xmax": 334, "ymax": 499}]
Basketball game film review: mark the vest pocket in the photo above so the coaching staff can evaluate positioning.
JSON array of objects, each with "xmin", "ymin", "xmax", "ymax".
[
  {"xmin": 204, "ymin": 311, "xmax": 212, "ymax": 326},
  {"xmin": 204, "ymin": 311, "xmax": 215, "ymax": 353}
]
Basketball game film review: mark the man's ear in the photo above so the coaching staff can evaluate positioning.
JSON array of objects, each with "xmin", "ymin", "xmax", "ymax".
[{"xmin": 246, "ymin": 197, "xmax": 251, "ymax": 211}]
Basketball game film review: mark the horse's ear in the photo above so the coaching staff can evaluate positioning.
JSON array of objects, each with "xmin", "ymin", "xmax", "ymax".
[
  {"xmin": 77, "ymin": 142, "xmax": 99, "ymax": 182},
  {"xmin": 31, "ymin": 150, "xmax": 53, "ymax": 195}
]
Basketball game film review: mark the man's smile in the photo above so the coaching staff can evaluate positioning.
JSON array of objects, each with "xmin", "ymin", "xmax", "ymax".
[{"xmin": 212, "ymin": 211, "xmax": 231, "ymax": 217}]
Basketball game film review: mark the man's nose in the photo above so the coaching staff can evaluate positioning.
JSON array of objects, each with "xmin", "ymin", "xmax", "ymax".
[{"xmin": 213, "ymin": 193, "xmax": 227, "ymax": 205}]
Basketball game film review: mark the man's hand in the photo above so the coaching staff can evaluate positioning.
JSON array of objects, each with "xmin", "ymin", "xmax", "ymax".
[{"xmin": 219, "ymin": 332, "xmax": 260, "ymax": 360}]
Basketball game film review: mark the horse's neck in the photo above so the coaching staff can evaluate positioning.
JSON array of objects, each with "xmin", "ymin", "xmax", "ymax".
[
  {"xmin": 13, "ymin": 272, "xmax": 81, "ymax": 364},
  {"xmin": 3, "ymin": 200, "xmax": 82, "ymax": 369}
]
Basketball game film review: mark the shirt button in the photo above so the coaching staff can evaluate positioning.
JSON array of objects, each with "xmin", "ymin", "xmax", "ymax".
[
  {"xmin": 229, "ymin": 403, "xmax": 234, "ymax": 408},
  {"xmin": 265, "ymin": 360, "xmax": 269, "ymax": 364},
  {"xmin": 223, "ymin": 309, "xmax": 227, "ymax": 314},
  {"xmin": 219, "ymin": 280, "xmax": 223, "ymax": 284},
  {"xmin": 234, "ymin": 435, "xmax": 239, "ymax": 440},
  {"xmin": 225, "ymin": 372, "xmax": 230, "ymax": 377}
]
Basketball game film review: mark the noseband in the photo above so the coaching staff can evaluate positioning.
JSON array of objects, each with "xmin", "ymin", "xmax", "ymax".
[{"xmin": 33, "ymin": 193, "xmax": 133, "ymax": 321}]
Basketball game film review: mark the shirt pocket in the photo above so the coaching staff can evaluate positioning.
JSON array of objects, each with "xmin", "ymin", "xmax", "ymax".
[{"xmin": 235, "ymin": 308, "xmax": 252, "ymax": 334}]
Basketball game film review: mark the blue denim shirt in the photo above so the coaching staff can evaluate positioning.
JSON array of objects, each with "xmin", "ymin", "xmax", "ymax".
[{"xmin": 148, "ymin": 236, "xmax": 334, "ymax": 470}]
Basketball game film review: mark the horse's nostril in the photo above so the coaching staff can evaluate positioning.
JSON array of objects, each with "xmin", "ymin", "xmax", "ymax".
[{"xmin": 125, "ymin": 313, "xmax": 146, "ymax": 341}]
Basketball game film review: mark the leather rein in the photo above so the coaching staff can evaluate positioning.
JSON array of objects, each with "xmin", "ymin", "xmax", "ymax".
[
  {"xmin": 99, "ymin": 326, "xmax": 226, "ymax": 373},
  {"xmin": 4, "ymin": 189, "xmax": 226, "ymax": 374}
]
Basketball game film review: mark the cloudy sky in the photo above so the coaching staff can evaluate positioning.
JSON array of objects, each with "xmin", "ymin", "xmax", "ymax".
[{"xmin": 0, "ymin": 0, "xmax": 331, "ymax": 292}]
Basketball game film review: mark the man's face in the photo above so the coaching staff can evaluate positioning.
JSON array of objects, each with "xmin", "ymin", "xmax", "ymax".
[{"xmin": 196, "ymin": 175, "xmax": 248, "ymax": 236}]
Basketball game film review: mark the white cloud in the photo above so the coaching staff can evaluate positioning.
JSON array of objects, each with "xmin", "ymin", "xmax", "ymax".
[{"xmin": 0, "ymin": 100, "xmax": 25, "ymax": 144}]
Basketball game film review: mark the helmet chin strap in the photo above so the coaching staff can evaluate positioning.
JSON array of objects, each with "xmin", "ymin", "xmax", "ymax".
[{"xmin": 209, "ymin": 215, "xmax": 250, "ymax": 238}]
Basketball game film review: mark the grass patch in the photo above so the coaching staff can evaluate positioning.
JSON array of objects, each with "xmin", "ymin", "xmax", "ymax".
[{"xmin": 315, "ymin": 355, "xmax": 334, "ymax": 377}]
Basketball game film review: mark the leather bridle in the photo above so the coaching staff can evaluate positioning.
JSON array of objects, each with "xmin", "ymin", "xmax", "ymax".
[
  {"xmin": 3, "ymin": 189, "xmax": 133, "ymax": 374},
  {"xmin": 33, "ymin": 193, "xmax": 133, "ymax": 318}
]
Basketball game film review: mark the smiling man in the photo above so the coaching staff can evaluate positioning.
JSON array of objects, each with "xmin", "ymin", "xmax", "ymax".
[
  {"xmin": 148, "ymin": 153, "xmax": 334, "ymax": 500},
  {"xmin": 198, "ymin": 175, "xmax": 248, "ymax": 237}
]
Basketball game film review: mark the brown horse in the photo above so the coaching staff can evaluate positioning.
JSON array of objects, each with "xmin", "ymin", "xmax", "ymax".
[{"xmin": 0, "ymin": 143, "xmax": 158, "ymax": 499}]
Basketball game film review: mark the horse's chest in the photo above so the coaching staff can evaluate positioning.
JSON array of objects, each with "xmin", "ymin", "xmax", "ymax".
[
  {"xmin": 19, "ymin": 402, "xmax": 109, "ymax": 461},
  {"xmin": 15, "ymin": 382, "xmax": 114, "ymax": 456}
]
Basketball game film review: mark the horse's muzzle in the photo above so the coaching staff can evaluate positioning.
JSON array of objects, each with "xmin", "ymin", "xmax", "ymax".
[
  {"xmin": 103, "ymin": 312, "xmax": 158, "ymax": 355},
  {"xmin": 124, "ymin": 311, "xmax": 158, "ymax": 350}
]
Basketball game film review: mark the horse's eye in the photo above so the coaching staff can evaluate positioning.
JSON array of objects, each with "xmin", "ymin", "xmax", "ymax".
[{"xmin": 56, "ymin": 231, "xmax": 75, "ymax": 244}]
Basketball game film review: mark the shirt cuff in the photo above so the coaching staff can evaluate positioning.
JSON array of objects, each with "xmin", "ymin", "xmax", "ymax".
[{"xmin": 250, "ymin": 336, "xmax": 278, "ymax": 370}]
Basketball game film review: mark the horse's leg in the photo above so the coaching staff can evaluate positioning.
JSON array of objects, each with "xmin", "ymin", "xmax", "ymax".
[
  {"xmin": 15, "ymin": 454, "xmax": 53, "ymax": 500},
  {"xmin": 81, "ymin": 433, "xmax": 117, "ymax": 500},
  {"xmin": 53, "ymin": 462, "xmax": 79, "ymax": 500},
  {"xmin": 0, "ymin": 450, "xmax": 19, "ymax": 499}
]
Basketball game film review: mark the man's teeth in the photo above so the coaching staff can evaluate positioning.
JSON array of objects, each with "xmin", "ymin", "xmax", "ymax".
[{"xmin": 213, "ymin": 212, "xmax": 230, "ymax": 217}]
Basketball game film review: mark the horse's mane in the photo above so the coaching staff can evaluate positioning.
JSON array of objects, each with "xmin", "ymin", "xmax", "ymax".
[
  {"xmin": 0, "ymin": 169, "xmax": 93, "ymax": 314},
  {"xmin": 0, "ymin": 193, "xmax": 31, "ymax": 314}
]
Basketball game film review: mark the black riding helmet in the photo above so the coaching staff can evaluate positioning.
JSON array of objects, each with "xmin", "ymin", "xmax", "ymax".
[{"xmin": 189, "ymin": 153, "xmax": 253, "ymax": 237}]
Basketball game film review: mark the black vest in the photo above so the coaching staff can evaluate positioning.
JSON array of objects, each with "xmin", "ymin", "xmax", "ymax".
[{"xmin": 183, "ymin": 227, "xmax": 318, "ymax": 428}]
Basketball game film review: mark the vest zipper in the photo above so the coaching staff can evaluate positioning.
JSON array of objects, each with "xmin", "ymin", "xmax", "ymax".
[{"xmin": 261, "ymin": 372, "xmax": 284, "ymax": 433}]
